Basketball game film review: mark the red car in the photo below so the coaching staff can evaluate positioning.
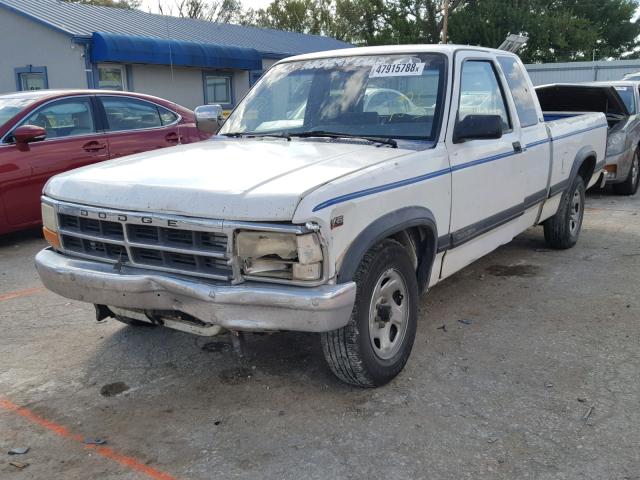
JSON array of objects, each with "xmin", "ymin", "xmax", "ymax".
[{"xmin": 0, "ymin": 90, "xmax": 212, "ymax": 235}]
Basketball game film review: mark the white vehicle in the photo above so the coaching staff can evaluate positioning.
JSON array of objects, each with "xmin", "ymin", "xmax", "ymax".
[{"xmin": 36, "ymin": 45, "xmax": 607, "ymax": 387}]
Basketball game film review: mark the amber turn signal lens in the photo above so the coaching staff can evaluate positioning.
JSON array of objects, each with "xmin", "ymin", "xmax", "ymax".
[
  {"xmin": 42, "ymin": 226, "xmax": 61, "ymax": 249},
  {"xmin": 604, "ymin": 164, "xmax": 617, "ymax": 174}
]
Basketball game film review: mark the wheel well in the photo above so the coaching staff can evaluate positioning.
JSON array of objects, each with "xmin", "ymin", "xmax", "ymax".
[
  {"xmin": 578, "ymin": 155, "xmax": 596, "ymax": 182},
  {"xmin": 389, "ymin": 226, "xmax": 435, "ymax": 292},
  {"xmin": 336, "ymin": 207, "xmax": 438, "ymax": 288}
]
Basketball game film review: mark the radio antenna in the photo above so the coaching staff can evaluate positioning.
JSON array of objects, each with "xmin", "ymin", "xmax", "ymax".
[{"xmin": 165, "ymin": 12, "xmax": 182, "ymax": 145}]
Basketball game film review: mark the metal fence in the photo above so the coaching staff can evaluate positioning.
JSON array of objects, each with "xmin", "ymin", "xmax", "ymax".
[{"xmin": 524, "ymin": 59, "xmax": 640, "ymax": 85}]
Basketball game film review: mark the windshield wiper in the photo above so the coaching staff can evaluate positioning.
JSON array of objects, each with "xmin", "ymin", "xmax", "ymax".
[
  {"xmin": 251, "ymin": 132, "xmax": 291, "ymax": 141},
  {"xmin": 221, "ymin": 132, "xmax": 291, "ymax": 141},
  {"xmin": 289, "ymin": 131, "xmax": 398, "ymax": 148}
]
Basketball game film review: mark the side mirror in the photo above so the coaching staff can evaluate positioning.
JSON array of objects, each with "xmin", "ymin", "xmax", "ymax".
[
  {"xmin": 453, "ymin": 114, "xmax": 503, "ymax": 143},
  {"xmin": 195, "ymin": 105, "xmax": 224, "ymax": 134},
  {"xmin": 13, "ymin": 125, "xmax": 47, "ymax": 144}
]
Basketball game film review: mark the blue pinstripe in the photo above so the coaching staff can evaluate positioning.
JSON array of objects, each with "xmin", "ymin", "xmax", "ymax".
[{"xmin": 312, "ymin": 122, "xmax": 608, "ymax": 212}]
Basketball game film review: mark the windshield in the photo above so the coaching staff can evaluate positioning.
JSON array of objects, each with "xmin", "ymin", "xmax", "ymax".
[
  {"xmin": 221, "ymin": 53, "xmax": 446, "ymax": 141},
  {"xmin": 614, "ymin": 86, "xmax": 636, "ymax": 114},
  {"xmin": 0, "ymin": 97, "xmax": 38, "ymax": 130}
]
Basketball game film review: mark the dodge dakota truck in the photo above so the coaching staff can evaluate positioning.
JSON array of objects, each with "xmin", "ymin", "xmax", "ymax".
[{"xmin": 36, "ymin": 45, "xmax": 607, "ymax": 387}]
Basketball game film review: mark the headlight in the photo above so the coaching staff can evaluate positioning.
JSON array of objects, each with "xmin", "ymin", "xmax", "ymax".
[
  {"xmin": 606, "ymin": 132, "xmax": 627, "ymax": 156},
  {"xmin": 41, "ymin": 202, "xmax": 61, "ymax": 249},
  {"xmin": 236, "ymin": 231, "xmax": 323, "ymax": 281}
]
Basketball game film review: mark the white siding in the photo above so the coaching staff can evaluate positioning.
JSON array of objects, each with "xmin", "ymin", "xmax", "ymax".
[
  {"xmin": 261, "ymin": 58, "xmax": 279, "ymax": 71},
  {"xmin": 129, "ymin": 65, "xmax": 255, "ymax": 110},
  {"xmin": 233, "ymin": 70, "xmax": 249, "ymax": 104},
  {"xmin": 129, "ymin": 64, "xmax": 204, "ymax": 109},
  {"xmin": 0, "ymin": 9, "xmax": 86, "ymax": 93}
]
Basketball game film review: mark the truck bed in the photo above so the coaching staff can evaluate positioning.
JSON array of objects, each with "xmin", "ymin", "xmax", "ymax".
[{"xmin": 542, "ymin": 112, "xmax": 608, "ymax": 192}]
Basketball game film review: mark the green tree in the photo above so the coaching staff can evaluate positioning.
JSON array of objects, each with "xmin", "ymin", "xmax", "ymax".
[
  {"xmin": 567, "ymin": 0, "xmax": 640, "ymax": 59},
  {"xmin": 174, "ymin": 0, "xmax": 244, "ymax": 23},
  {"xmin": 380, "ymin": 0, "xmax": 466, "ymax": 44},
  {"xmin": 449, "ymin": 0, "xmax": 640, "ymax": 63},
  {"xmin": 332, "ymin": 0, "xmax": 388, "ymax": 44},
  {"xmin": 62, "ymin": 0, "xmax": 141, "ymax": 8},
  {"xmin": 247, "ymin": 0, "xmax": 334, "ymax": 35}
]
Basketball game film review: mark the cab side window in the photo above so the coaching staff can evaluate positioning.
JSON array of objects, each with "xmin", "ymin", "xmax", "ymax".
[
  {"xmin": 18, "ymin": 98, "xmax": 96, "ymax": 139},
  {"xmin": 497, "ymin": 56, "xmax": 539, "ymax": 127},
  {"xmin": 457, "ymin": 60, "xmax": 511, "ymax": 132}
]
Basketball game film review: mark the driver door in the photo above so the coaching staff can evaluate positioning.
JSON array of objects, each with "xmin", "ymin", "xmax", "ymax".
[{"xmin": 441, "ymin": 52, "xmax": 525, "ymax": 278}]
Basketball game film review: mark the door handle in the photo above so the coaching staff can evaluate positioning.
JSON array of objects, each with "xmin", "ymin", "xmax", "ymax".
[
  {"xmin": 83, "ymin": 141, "xmax": 107, "ymax": 152},
  {"xmin": 165, "ymin": 132, "xmax": 181, "ymax": 143},
  {"xmin": 512, "ymin": 141, "xmax": 523, "ymax": 153}
]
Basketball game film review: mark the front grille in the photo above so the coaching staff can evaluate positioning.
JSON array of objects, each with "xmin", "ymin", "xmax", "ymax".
[
  {"xmin": 57, "ymin": 211, "xmax": 232, "ymax": 281},
  {"xmin": 127, "ymin": 224, "xmax": 227, "ymax": 253},
  {"xmin": 60, "ymin": 214, "xmax": 124, "ymax": 240},
  {"xmin": 62, "ymin": 235, "xmax": 129, "ymax": 262}
]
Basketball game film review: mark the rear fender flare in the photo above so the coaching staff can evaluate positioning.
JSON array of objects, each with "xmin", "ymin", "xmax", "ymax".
[{"xmin": 569, "ymin": 146, "xmax": 598, "ymax": 186}]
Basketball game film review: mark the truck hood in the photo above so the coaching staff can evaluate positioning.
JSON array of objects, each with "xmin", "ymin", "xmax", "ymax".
[
  {"xmin": 535, "ymin": 84, "xmax": 630, "ymax": 117},
  {"xmin": 45, "ymin": 138, "xmax": 414, "ymax": 221}
]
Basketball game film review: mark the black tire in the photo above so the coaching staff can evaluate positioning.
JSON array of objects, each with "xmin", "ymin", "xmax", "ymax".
[
  {"xmin": 612, "ymin": 150, "xmax": 640, "ymax": 196},
  {"xmin": 543, "ymin": 175, "xmax": 586, "ymax": 249},
  {"xmin": 113, "ymin": 314, "xmax": 156, "ymax": 328},
  {"xmin": 321, "ymin": 239, "xmax": 419, "ymax": 387}
]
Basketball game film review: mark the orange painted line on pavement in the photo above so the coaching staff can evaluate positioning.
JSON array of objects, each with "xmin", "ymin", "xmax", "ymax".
[
  {"xmin": 0, "ymin": 286, "xmax": 46, "ymax": 302},
  {"xmin": 0, "ymin": 397, "xmax": 177, "ymax": 480}
]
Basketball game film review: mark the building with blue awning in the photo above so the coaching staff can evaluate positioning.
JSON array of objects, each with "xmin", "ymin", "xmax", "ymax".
[{"xmin": 0, "ymin": 0, "xmax": 350, "ymax": 110}]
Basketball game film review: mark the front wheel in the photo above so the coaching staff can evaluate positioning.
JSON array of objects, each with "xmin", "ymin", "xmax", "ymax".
[
  {"xmin": 613, "ymin": 150, "xmax": 640, "ymax": 196},
  {"xmin": 321, "ymin": 239, "xmax": 418, "ymax": 387},
  {"xmin": 543, "ymin": 175, "xmax": 585, "ymax": 249}
]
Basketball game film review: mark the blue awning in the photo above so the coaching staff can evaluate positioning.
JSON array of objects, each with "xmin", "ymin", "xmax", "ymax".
[{"xmin": 91, "ymin": 32, "xmax": 262, "ymax": 70}]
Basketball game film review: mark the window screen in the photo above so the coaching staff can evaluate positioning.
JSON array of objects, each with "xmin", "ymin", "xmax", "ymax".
[
  {"xmin": 98, "ymin": 65, "xmax": 126, "ymax": 91},
  {"xmin": 19, "ymin": 73, "xmax": 46, "ymax": 91},
  {"xmin": 205, "ymin": 75, "xmax": 231, "ymax": 105}
]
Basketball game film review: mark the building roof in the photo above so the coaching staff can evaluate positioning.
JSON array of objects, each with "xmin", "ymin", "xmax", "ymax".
[{"xmin": 0, "ymin": 0, "xmax": 351, "ymax": 58}]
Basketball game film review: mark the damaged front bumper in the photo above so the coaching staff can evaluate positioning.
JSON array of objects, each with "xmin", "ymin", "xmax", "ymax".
[{"xmin": 35, "ymin": 248, "xmax": 356, "ymax": 335}]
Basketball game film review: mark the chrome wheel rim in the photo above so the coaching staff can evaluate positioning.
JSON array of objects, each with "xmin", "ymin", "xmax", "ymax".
[
  {"xmin": 368, "ymin": 268, "xmax": 409, "ymax": 360},
  {"xmin": 569, "ymin": 188, "xmax": 583, "ymax": 236}
]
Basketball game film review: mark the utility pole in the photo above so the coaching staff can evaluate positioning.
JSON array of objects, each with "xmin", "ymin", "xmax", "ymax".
[{"xmin": 442, "ymin": 0, "xmax": 449, "ymax": 44}]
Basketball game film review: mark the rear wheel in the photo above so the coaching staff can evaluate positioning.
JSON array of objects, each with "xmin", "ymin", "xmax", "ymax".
[
  {"xmin": 321, "ymin": 240, "xmax": 418, "ymax": 387},
  {"xmin": 613, "ymin": 150, "xmax": 640, "ymax": 196},
  {"xmin": 543, "ymin": 175, "xmax": 585, "ymax": 249}
]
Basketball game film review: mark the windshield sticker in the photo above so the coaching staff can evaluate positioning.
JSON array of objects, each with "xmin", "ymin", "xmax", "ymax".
[
  {"xmin": 370, "ymin": 62, "xmax": 425, "ymax": 77},
  {"xmin": 615, "ymin": 86, "xmax": 630, "ymax": 91}
]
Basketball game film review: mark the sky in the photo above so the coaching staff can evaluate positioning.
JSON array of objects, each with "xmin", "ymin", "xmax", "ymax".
[{"xmin": 139, "ymin": 0, "xmax": 273, "ymax": 14}]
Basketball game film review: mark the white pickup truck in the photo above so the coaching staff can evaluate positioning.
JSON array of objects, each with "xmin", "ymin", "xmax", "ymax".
[{"xmin": 36, "ymin": 45, "xmax": 607, "ymax": 387}]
